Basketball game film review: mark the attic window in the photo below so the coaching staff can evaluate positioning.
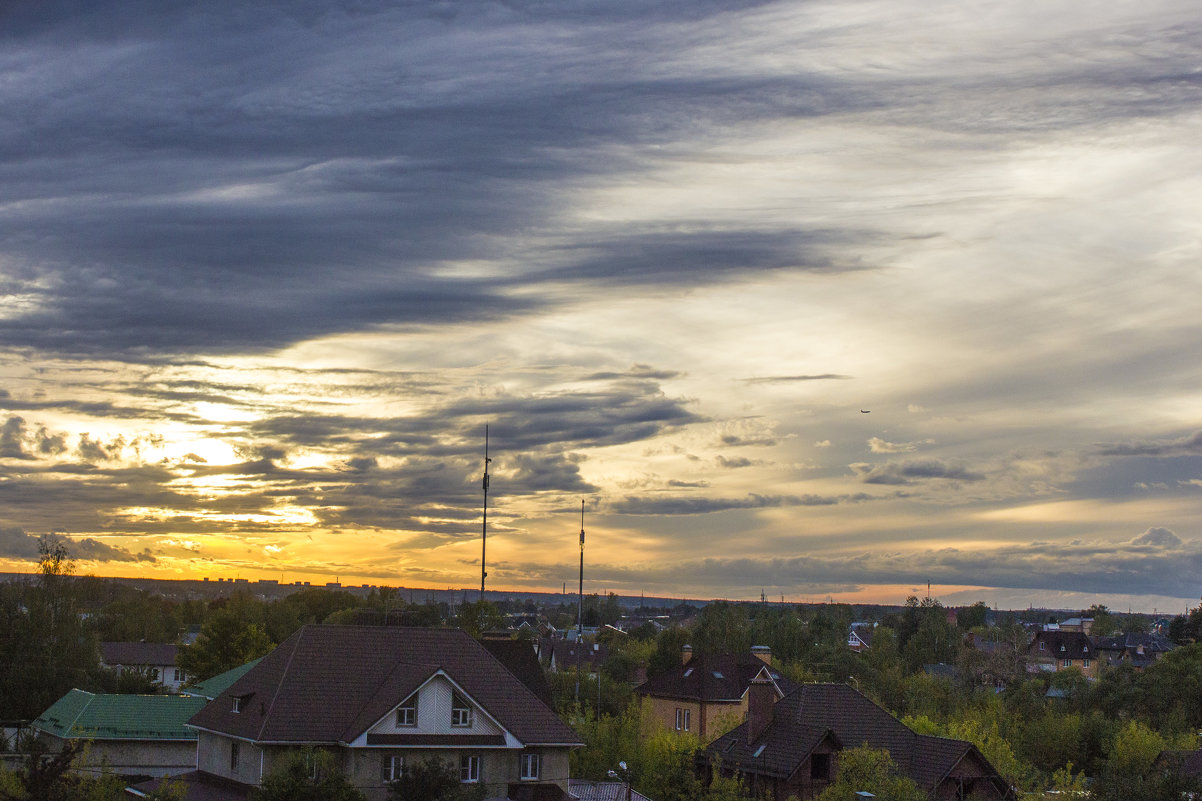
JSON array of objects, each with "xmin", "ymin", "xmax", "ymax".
[
  {"xmin": 232, "ymin": 696, "xmax": 243, "ymax": 713},
  {"xmin": 712, "ymin": 671, "xmax": 724, "ymax": 679},
  {"xmin": 683, "ymin": 668, "xmax": 693, "ymax": 677},
  {"xmin": 724, "ymin": 740, "xmax": 736, "ymax": 753},
  {"xmin": 396, "ymin": 693, "xmax": 418, "ymax": 727},
  {"xmin": 451, "ymin": 693, "xmax": 473, "ymax": 727},
  {"xmin": 1083, "ymin": 645, "xmax": 1089, "ymax": 653},
  {"xmin": 753, "ymin": 745, "xmax": 767, "ymax": 758}
]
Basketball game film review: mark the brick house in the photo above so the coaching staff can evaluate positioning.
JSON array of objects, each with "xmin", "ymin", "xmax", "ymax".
[
  {"xmin": 634, "ymin": 645, "xmax": 795, "ymax": 742},
  {"xmin": 1027, "ymin": 631, "xmax": 1098, "ymax": 678}
]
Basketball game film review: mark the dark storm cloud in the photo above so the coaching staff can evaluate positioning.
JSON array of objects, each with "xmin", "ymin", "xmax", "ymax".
[
  {"xmin": 0, "ymin": 0, "xmax": 878, "ymax": 358},
  {"xmin": 851, "ymin": 458, "xmax": 986, "ymax": 485},
  {"xmin": 744, "ymin": 374, "xmax": 853, "ymax": 384},
  {"xmin": 0, "ymin": 527, "xmax": 153, "ymax": 564},
  {"xmin": 584, "ymin": 527, "xmax": 1202, "ymax": 599},
  {"xmin": 609, "ymin": 492, "xmax": 871, "ymax": 515},
  {"xmin": 1098, "ymin": 431, "xmax": 1202, "ymax": 457}
]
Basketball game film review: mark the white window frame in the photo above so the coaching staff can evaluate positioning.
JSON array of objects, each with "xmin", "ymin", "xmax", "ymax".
[
  {"xmin": 451, "ymin": 694, "xmax": 473, "ymax": 727},
  {"xmin": 232, "ymin": 696, "xmax": 243, "ymax": 713},
  {"xmin": 396, "ymin": 694, "xmax": 418, "ymax": 727},
  {"xmin": 675, "ymin": 708, "xmax": 684, "ymax": 731},
  {"xmin": 174, "ymin": 668, "xmax": 184, "ymax": 682},
  {"xmin": 521, "ymin": 752, "xmax": 540, "ymax": 780},
  {"xmin": 1062, "ymin": 658, "xmax": 1071, "ymax": 668},
  {"xmin": 381, "ymin": 754, "xmax": 403, "ymax": 783},
  {"xmin": 460, "ymin": 754, "xmax": 480, "ymax": 783},
  {"xmin": 683, "ymin": 708, "xmax": 691, "ymax": 732}
]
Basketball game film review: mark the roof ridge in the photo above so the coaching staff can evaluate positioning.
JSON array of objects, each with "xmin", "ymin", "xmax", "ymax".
[
  {"xmin": 257, "ymin": 625, "xmax": 307, "ymax": 741},
  {"xmin": 338, "ymin": 640, "xmax": 444, "ymax": 743},
  {"xmin": 64, "ymin": 689, "xmax": 96, "ymax": 736}
]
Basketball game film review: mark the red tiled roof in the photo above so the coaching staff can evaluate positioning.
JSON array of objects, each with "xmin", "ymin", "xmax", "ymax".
[{"xmin": 186, "ymin": 625, "xmax": 582, "ymax": 747}]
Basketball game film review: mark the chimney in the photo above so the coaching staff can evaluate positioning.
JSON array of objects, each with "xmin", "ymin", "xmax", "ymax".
[
  {"xmin": 746, "ymin": 674, "xmax": 775, "ymax": 743},
  {"xmin": 751, "ymin": 645, "xmax": 771, "ymax": 665},
  {"xmin": 682, "ymin": 644, "xmax": 693, "ymax": 665}
]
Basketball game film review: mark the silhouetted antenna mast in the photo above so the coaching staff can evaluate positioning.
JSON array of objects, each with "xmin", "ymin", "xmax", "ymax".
[
  {"xmin": 575, "ymin": 499, "xmax": 585, "ymax": 706},
  {"xmin": 480, "ymin": 426, "xmax": 491, "ymax": 602}
]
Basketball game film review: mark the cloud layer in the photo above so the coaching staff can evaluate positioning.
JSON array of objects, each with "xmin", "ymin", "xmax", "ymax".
[{"xmin": 1, "ymin": 0, "xmax": 1201, "ymax": 608}]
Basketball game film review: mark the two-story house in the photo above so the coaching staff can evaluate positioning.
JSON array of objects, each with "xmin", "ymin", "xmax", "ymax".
[
  {"xmin": 1092, "ymin": 632, "xmax": 1175, "ymax": 671},
  {"xmin": 634, "ymin": 645, "xmax": 796, "ymax": 742},
  {"xmin": 1026, "ymin": 631, "xmax": 1098, "ymax": 678},
  {"xmin": 702, "ymin": 680, "xmax": 1014, "ymax": 800},
  {"xmin": 170, "ymin": 625, "xmax": 582, "ymax": 800}
]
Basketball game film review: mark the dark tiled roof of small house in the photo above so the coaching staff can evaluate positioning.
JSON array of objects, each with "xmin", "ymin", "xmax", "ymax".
[
  {"xmin": 187, "ymin": 625, "xmax": 582, "ymax": 747},
  {"xmin": 635, "ymin": 652, "xmax": 795, "ymax": 703},
  {"xmin": 1030, "ymin": 630, "xmax": 1093, "ymax": 660},
  {"xmin": 101, "ymin": 641, "xmax": 179, "ymax": 667}
]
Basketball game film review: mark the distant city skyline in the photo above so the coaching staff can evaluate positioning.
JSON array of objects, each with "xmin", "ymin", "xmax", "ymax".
[{"xmin": 2, "ymin": 0, "xmax": 1201, "ymax": 614}]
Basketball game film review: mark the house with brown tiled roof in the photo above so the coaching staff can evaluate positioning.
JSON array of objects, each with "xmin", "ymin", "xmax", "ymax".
[
  {"xmin": 702, "ymin": 681, "xmax": 1014, "ymax": 800},
  {"xmin": 1027, "ymin": 631, "xmax": 1099, "ymax": 678},
  {"xmin": 634, "ymin": 646, "xmax": 796, "ymax": 742},
  {"xmin": 178, "ymin": 625, "xmax": 583, "ymax": 801},
  {"xmin": 1092, "ymin": 632, "xmax": 1175, "ymax": 671}
]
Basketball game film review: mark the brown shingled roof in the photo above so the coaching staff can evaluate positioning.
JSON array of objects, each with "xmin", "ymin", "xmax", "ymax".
[
  {"xmin": 634, "ymin": 652, "xmax": 795, "ymax": 703},
  {"xmin": 704, "ymin": 683, "xmax": 1009, "ymax": 797},
  {"xmin": 186, "ymin": 625, "xmax": 582, "ymax": 747}
]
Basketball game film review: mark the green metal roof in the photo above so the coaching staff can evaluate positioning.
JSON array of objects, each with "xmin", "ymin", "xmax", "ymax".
[
  {"xmin": 180, "ymin": 658, "xmax": 263, "ymax": 701},
  {"xmin": 33, "ymin": 690, "xmax": 208, "ymax": 741}
]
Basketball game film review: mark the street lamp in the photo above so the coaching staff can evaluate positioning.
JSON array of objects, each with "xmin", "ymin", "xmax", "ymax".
[{"xmin": 607, "ymin": 761, "xmax": 631, "ymax": 801}]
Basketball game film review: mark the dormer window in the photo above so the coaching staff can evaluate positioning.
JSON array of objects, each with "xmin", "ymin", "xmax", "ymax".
[
  {"xmin": 683, "ymin": 668, "xmax": 693, "ymax": 677},
  {"xmin": 232, "ymin": 696, "xmax": 243, "ymax": 713},
  {"xmin": 451, "ymin": 693, "xmax": 473, "ymax": 727},
  {"xmin": 1039, "ymin": 642, "xmax": 1046, "ymax": 651},
  {"xmin": 396, "ymin": 693, "xmax": 418, "ymax": 727}
]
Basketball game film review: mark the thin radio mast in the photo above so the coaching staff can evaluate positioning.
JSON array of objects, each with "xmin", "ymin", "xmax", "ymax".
[
  {"xmin": 480, "ymin": 426, "xmax": 491, "ymax": 602},
  {"xmin": 575, "ymin": 499, "xmax": 585, "ymax": 707}
]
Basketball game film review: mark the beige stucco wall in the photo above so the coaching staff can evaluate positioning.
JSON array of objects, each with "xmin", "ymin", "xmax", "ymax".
[
  {"xmin": 345, "ymin": 747, "xmax": 571, "ymax": 801},
  {"xmin": 196, "ymin": 730, "xmax": 264, "ymax": 785},
  {"xmin": 33, "ymin": 733, "xmax": 196, "ymax": 779}
]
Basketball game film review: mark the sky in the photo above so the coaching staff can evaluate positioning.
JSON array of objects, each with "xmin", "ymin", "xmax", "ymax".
[{"xmin": 2, "ymin": 0, "xmax": 1201, "ymax": 613}]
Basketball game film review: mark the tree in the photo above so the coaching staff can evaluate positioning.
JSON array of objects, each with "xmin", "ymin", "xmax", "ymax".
[
  {"xmin": 177, "ymin": 598, "xmax": 274, "ymax": 681},
  {"xmin": 1087, "ymin": 605, "xmax": 1119, "ymax": 637},
  {"xmin": 252, "ymin": 748, "xmax": 365, "ymax": 801},
  {"xmin": 453, "ymin": 601, "xmax": 503, "ymax": 639},
  {"xmin": 1106, "ymin": 720, "xmax": 1167, "ymax": 778},
  {"xmin": 814, "ymin": 746, "xmax": 926, "ymax": 801},
  {"xmin": 958, "ymin": 601, "xmax": 990, "ymax": 631},
  {"xmin": 387, "ymin": 757, "xmax": 484, "ymax": 801}
]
